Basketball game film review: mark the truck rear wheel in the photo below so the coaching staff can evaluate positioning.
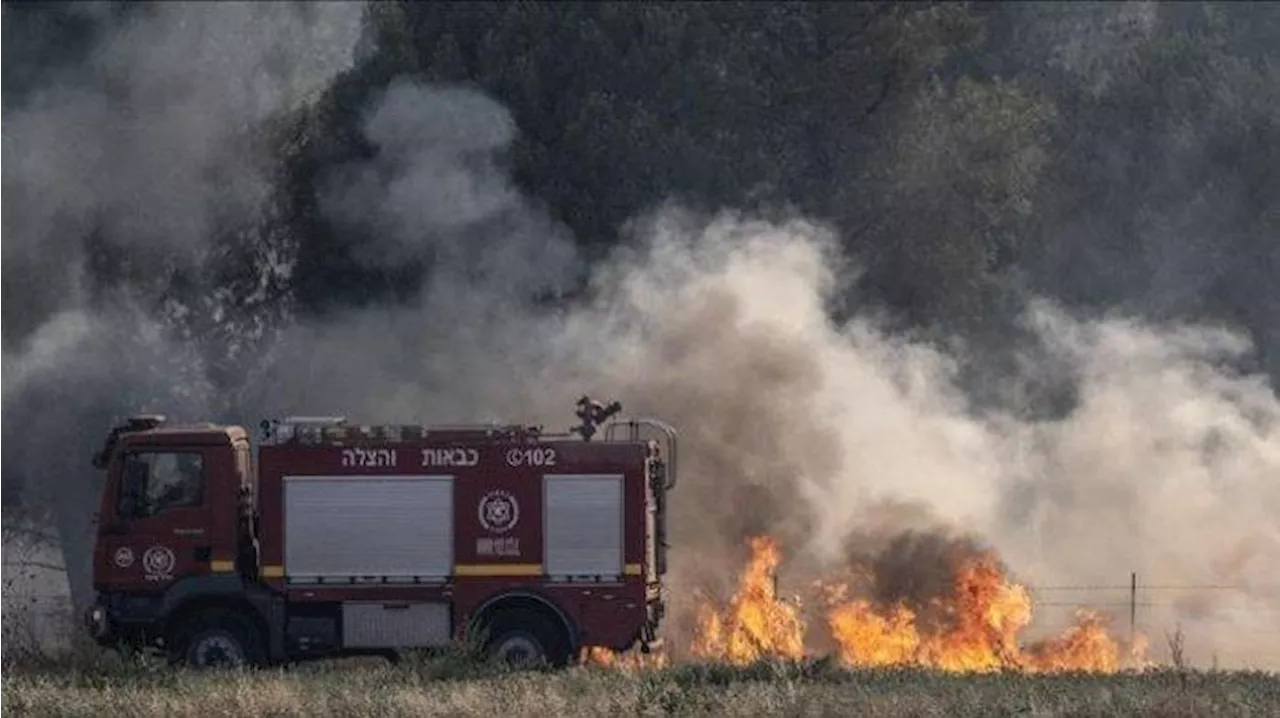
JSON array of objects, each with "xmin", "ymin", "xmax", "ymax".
[
  {"xmin": 482, "ymin": 607, "xmax": 571, "ymax": 669},
  {"xmin": 169, "ymin": 608, "xmax": 265, "ymax": 669}
]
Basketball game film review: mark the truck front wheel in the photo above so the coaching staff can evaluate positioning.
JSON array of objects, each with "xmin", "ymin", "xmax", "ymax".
[{"xmin": 168, "ymin": 608, "xmax": 265, "ymax": 669}]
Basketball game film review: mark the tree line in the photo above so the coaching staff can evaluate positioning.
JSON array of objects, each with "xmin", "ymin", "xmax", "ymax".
[{"xmin": 4, "ymin": 0, "xmax": 1277, "ymax": 399}]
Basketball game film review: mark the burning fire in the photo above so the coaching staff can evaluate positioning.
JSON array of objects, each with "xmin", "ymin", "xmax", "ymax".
[
  {"xmin": 690, "ymin": 535, "xmax": 1147, "ymax": 673},
  {"xmin": 580, "ymin": 645, "xmax": 668, "ymax": 670},
  {"xmin": 582, "ymin": 534, "xmax": 1147, "ymax": 672},
  {"xmin": 690, "ymin": 536, "xmax": 806, "ymax": 663}
]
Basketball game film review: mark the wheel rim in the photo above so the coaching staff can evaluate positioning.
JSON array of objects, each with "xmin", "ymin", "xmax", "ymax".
[
  {"xmin": 191, "ymin": 632, "xmax": 246, "ymax": 667},
  {"xmin": 494, "ymin": 634, "xmax": 544, "ymax": 667}
]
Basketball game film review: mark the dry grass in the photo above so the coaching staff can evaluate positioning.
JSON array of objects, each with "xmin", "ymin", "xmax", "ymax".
[
  {"xmin": 4, "ymin": 653, "xmax": 1280, "ymax": 718},
  {"xmin": 3, "ymin": 600, "xmax": 1279, "ymax": 716},
  {"xmin": 3, "ymin": 594, "xmax": 1278, "ymax": 717}
]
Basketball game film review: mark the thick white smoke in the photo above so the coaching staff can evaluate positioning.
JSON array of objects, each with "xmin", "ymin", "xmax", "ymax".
[{"xmin": 541, "ymin": 214, "xmax": 1280, "ymax": 668}]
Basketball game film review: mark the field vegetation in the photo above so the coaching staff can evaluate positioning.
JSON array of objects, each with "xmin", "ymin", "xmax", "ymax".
[{"xmin": 5, "ymin": 650, "xmax": 1280, "ymax": 718}]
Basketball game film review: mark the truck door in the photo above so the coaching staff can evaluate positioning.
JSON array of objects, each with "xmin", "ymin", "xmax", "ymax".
[{"xmin": 97, "ymin": 448, "xmax": 214, "ymax": 591}]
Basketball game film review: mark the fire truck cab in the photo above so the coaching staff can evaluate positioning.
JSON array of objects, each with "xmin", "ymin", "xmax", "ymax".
[{"xmin": 83, "ymin": 397, "xmax": 675, "ymax": 668}]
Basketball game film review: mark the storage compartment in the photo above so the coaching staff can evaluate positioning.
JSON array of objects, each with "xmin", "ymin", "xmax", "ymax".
[
  {"xmin": 283, "ymin": 475, "xmax": 454, "ymax": 581},
  {"xmin": 543, "ymin": 473, "xmax": 623, "ymax": 577},
  {"xmin": 342, "ymin": 601, "xmax": 452, "ymax": 649}
]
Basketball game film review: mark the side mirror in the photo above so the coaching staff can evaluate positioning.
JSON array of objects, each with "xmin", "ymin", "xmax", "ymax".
[{"xmin": 102, "ymin": 520, "xmax": 130, "ymax": 535}]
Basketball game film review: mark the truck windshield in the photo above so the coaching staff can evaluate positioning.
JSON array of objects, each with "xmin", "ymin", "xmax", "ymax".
[{"xmin": 120, "ymin": 451, "xmax": 205, "ymax": 518}]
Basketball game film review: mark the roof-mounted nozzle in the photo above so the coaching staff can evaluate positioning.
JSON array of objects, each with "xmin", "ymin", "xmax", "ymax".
[{"xmin": 572, "ymin": 395, "xmax": 621, "ymax": 441}]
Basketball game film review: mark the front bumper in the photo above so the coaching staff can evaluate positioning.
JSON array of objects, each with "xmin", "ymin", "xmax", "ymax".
[{"xmin": 83, "ymin": 593, "xmax": 164, "ymax": 648}]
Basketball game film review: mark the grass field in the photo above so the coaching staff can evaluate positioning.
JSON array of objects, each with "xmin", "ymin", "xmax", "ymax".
[{"xmin": 5, "ymin": 654, "xmax": 1280, "ymax": 717}]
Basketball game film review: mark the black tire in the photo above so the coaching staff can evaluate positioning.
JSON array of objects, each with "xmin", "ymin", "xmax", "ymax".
[
  {"xmin": 168, "ymin": 608, "xmax": 266, "ymax": 669},
  {"xmin": 481, "ymin": 607, "xmax": 572, "ymax": 669}
]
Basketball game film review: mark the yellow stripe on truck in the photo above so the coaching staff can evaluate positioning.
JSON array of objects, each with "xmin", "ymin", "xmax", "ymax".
[
  {"xmin": 454, "ymin": 564, "xmax": 543, "ymax": 577},
  {"xmin": 256, "ymin": 563, "xmax": 645, "ymax": 579},
  {"xmin": 210, "ymin": 560, "xmax": 236, "ymax": 573}
]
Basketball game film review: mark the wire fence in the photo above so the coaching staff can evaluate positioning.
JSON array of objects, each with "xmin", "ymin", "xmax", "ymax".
[{"xmin": 1024, "ymin": 577, "xmax": 1280, "ymax": 669}]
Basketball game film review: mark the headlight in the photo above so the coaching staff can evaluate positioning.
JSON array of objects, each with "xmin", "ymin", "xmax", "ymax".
[{"xmin": 85, "ymin": 605, "xmax": 108, "ymax": 638}]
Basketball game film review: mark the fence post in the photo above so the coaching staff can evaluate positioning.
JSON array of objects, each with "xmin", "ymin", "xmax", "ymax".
[{"xmin": 1129, "ymin": 571, "xmax": 1137, "ymax": 644}]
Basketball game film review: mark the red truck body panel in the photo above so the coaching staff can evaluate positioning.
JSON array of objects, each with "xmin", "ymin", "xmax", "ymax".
[
  {"xmin": 255, "ymin": 438, "xmax": 650, "ymax": 578},
  {"xmin": 255, "ymin": 436, "xmax": 654, "ymax": 648}
]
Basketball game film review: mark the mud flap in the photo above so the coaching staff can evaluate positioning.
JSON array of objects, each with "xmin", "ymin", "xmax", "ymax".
[{"xmin": 639, "ymin": 618, "xmax": 663, "ymax": 654}]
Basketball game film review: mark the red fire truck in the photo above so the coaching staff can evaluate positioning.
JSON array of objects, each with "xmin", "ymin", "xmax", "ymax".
[{"xmin": 83, "ymin": 396, "xmax": 675, "ymax": 669}]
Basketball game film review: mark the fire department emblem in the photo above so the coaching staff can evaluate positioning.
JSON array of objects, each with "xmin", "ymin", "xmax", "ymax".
[
  {"xmin": 113, "ymin": 546, "xmax": 135, "ymax": 568},
  {"xmin": 478, "ymin": 490, "xmax": 519, "ymax": 533},
  {"xmin": 142, "ymin": 545, "xmax": 175, "ymax": 578}
]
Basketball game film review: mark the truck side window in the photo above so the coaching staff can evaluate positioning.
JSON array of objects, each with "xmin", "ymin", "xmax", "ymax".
[{"xmin": 118, "ymin": 452, "xmax": 205, "ymax": 518}]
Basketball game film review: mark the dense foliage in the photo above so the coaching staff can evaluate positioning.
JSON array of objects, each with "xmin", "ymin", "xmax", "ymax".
[{"xmin": 283, "ymin": 2, "xmax": 1279, "ymax": 347}]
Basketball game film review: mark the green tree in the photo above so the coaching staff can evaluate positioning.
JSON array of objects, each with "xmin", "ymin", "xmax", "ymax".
[{"xmin": 284, "ymin": 1, "xmax": 1015, "ymax": 323}]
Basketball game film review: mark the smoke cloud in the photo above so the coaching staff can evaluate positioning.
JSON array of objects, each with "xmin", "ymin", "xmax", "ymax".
[
  {"xmin": 514, "ymin": 214, "xmax": 1280, "ymax": 668},
  {"xmin": 4, "ymin": 2, "xmax": 1278, "ymax": 672},
  {"xmin": 270, "ymin": 85, "xmax": 1280, "ymax": 661},
  {"xmin": 1, "ymin": 0, "xmax": 368, "ymax": 609}
]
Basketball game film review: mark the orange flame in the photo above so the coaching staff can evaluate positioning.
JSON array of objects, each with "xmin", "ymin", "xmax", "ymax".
[
  {"xmin": 689, "ymin": 536, "xmax": 806, "ymax": 664},
  {"xmin": 688, "ymin": 535, "xmax": 1147, "ymax": 673},
  {"xmin": 579, "ymin": 645, "xmax": 668, "ymax": 670}
]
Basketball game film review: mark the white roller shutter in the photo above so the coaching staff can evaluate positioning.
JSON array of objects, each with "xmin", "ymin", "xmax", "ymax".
[
  {"xmin": 543, "ymin": 473, "xmax": 623, "ymax": 577},
  {"xmin": 283, "ymin": 475, "xmax": 453, "ymax": 580}
]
